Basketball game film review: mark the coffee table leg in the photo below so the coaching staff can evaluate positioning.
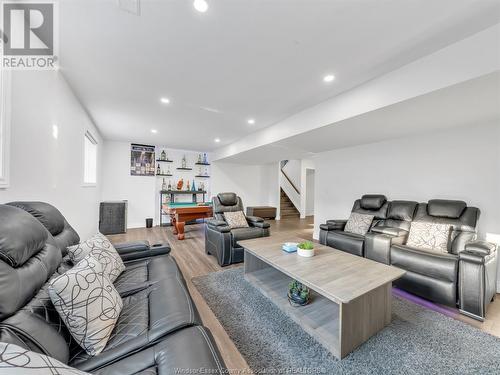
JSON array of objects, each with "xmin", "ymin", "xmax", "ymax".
[
  {"xmin": 339, "ymin": 283, "xmax": 392, "ymax": 358},
  {"xmin": 176, "ymin": 221, "xmax": 185, "ymax": 240}
]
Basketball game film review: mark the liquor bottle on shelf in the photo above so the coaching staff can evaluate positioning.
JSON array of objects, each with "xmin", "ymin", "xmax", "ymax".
[
  {"xmin": 203, "ymin": 153, "xmax": 208, "ymax": 164},
  {"xmin": 197, "ymin": 153, "xmax": 202, "ymax": 163},
  {"xmin": 192, "ymin": 180, "xmax": 196, "ymax": 191},
  {"xmin": 166, "ymin": 165, "xmax": 171, "ymax": 175},
  {"xmin": 162, "ymin": 178, "xmax": 167, "ymax": 191},
  {"xmin": 168, "ymin": 180, "xmax": 172, "ymax": 190},
  {"xmin": 161, "ymin": 150, "xmax": 167, "ymax": 160},
  {"xmin": 182, "ymin": 155, "xmax": 187, "ymax": 168},
  {"xmin": 157, "ymin": 164, "xmax": 161, "ymax": 174},
  {"xmin": 198, "ymin": 166, "xmax": 202, "ymax": 175},
  {"xmin": 187, "ymin": 180, "xmax": 190, "ymax": 191}
]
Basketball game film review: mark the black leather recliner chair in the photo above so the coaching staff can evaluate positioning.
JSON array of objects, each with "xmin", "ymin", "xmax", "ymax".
[
  {"xmin": 319, "ymin": 194, "xmax": 389, "ymax": 256},
  {"xmin": 205, "ymin": 193, "xmax": 270, "ymax": 266},
  {"xmin": 0, "ymin": 203, "xmax": 226, "ymax": 373}
]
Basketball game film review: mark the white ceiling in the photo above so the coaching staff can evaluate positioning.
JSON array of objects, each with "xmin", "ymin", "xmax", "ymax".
[
  {"xmin": 222, "ymin": 71, "xmax": 500, "ymax": 164},
  {"xmin": 59, "ymin": 0, "xmax": 500, "ymax": 151}
]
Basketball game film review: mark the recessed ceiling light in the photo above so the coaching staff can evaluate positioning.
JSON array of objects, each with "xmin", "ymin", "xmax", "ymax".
[
  {"xmin": 247, "ymin": 119, "xmax": 255, "ymax": 125},
  {"xmin": 193, "ymin": 0, "xmax": 208, "ymax": 13},
  {"xmin": 214, "ymin": 138, "xmax": 220, "ymax": 143},
  {"xmin": 323, "ymin": 74, "xmax": 335, "ymax": 83},
  {"xmin": 160, "ymin": 97, "xmax": 170, "ymax": 104},
  {"xmin": 52, "ymin": 124, "xmax": 58, "ymax": 139},
  {"xmin": 151, "ymin": 129, "xmax": 158, "ymax": 134}
]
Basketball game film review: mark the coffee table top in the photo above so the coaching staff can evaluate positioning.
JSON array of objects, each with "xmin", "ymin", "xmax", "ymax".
[{"xmin": 239, "ymin": 234, "xmax": 405, "ymax": 304}]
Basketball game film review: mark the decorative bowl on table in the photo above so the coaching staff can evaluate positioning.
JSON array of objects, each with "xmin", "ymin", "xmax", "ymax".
[
  {"xmin": 297, "ymin": 241, "xmax": 315, "ymax": 257},
  {"xmin": 287, "ymin": 280, "xmax": 310, "ymax": 306}
]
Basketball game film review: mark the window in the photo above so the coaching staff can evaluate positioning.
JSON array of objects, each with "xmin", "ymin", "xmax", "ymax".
[
  {"xmin": 0, "ymin": 68, "xmax": 11, "ymax": 188},
  {"xmin": 84, "ymin": 131, "xmax": 97, "ymax": 185}
]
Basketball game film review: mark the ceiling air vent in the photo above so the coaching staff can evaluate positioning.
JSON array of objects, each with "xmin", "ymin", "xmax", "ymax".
[{"xmin": 118, "ymin": 0, "xmax": 140, "ymax": 15}]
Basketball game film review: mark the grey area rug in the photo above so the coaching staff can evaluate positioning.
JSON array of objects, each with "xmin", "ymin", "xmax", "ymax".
[{"xmin": 192, "ymin": 268, "xmax": 500, "ymax": 375}]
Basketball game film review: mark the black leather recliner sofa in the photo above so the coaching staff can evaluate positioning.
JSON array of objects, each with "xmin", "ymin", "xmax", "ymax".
[
  {"xmin": 0, "ymin": 203, "xmax": 226, "ymax": 374},
  {"xmin": 205, "ymin": 193, "xmax": 270, "ymax": 266},
  {"xmin": 320, "ymin": 196, "xmax": 498, "ymax": 320}
]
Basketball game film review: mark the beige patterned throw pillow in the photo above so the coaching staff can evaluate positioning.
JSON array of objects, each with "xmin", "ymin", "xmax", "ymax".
[
  {"xmin": 406, "ymin": 221, "xmax": 452, "ymax": 253},
  {"xmin": 67, "ymin": 233, "xmax": 125, "ymax": 282},
  {"xmin": 48, "ymin": 255, "xmax": 123, "ymax": 356},
  {"xmin": 344, "ymin": 212, "xmax": 374, "ymax": 235},
  {"xmin": 224, "ymin": 211, "xmax": 249, "ymax": 229}
]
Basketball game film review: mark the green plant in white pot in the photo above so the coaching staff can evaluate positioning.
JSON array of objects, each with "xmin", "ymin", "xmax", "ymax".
[{"xmin": 297, "ymin": 241, "xmax": 315, "ymax": 257}]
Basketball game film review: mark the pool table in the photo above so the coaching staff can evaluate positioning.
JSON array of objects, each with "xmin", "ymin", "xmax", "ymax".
[{"xmin": 163, "ymin": 202, "xmax": 213, "ymax": 240}]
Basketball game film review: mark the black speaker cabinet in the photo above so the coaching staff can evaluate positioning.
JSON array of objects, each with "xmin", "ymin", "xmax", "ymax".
[{"xmin": 99, "ymin": 201, "xmax": 128, "ymax": 235}]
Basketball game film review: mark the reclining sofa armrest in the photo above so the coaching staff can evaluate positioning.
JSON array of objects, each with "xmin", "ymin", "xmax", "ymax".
[
  {"xmin": 246, "ymin": 215, "xmax": 263, "ymax": 223},
  {"xmin": 464, "ymin": 240, "xmax": 496, "ymax": 257},
  {"xmin": 114, "ymin": 240, "xmax": 171, "ymax": 261},
  {"xmin": 247, "ymin": 216, "xmax": 270, "ymax": 229},
  {"xmin": 459, "ymin": 240, "xmax": 498, "ymax": 321},
  {"xmin": 323, "ymin": 220, "xmax": 347, "ymax": 231},
  {"xmin": 206, "ymin": 219, "xmax": 231, "ymax": 233}
]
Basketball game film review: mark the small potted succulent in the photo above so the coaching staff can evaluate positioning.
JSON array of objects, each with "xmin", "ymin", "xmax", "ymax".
[
  {"xmin": 288, "ymin": 280, "xmax": 310, "ymax": 306},
  {"xmin": 297, "ymin": 241, "xmax": 315, "ymax": 257}
]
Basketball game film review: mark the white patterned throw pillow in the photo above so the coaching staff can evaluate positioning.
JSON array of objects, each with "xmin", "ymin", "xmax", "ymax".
[
  {"xmin": 406, "ymin": 221, "xmax": 452, "ymax": 253},
  {"xmin": 344, "ymin": 212, "xmax": 374, "ymax": 235},
  {"xmin": 48, "ymin": 255, "xmax": 123, "ymax": 356},
  {"xmin": 67, "ymin": 233, "xmax": 125, "ymax": 282},
  {"xmin": 0, "ymin": 343, "xmax": 90, "ymax": 374},
  {"xmin": 224, "ymin": 211, "xmax": 249, "ymax": 229}
]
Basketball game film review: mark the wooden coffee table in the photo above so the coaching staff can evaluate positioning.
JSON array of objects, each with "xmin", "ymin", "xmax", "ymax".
[{"xmin": 239, "ymin": 235, "xmax": 405, "ymax": 359}]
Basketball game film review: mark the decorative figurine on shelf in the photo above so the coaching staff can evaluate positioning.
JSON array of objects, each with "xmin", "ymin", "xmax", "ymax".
[
  {"xmin": 168, "ymin": 180, "xmax": 172, "ymax": 190},
  {"xmin": 191, "ymin": 180, "xmax": 196, "ymax": 191},
  {"xmin": 161, "ymin": 150, "xmax": 167, "ymax": 161},
  {"xmin": 177, "ymin": 178, "xmax": 184, "ymax": 190},
  {"xmin": 156, "ymin": 164, "xmax": 161, "ymax": 175},
  {"xmin": 187, "ymin": 180, "xmax": 190, "ymax": 191},
  {"xmin": 162, "ymin": 178, "xmax": 167, "ymax": 191},
  {"xmin": 197, "ymin": 153, "xmax": 202, "ymax": 164},
  {"xmin": 181, "ymin": 155, "xmax": 187, "ymax": 168},
  {"xmin": 203, "ymin": 153, "xmax": 208, "ymax": 164}
]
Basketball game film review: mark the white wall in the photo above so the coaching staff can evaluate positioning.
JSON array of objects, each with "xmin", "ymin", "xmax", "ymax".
[
  {"xmin": 211, "ymin": 162, "xmax": 280, "ymax": 211},
  {"xmin": 305, "ymin": 169, "xmax": 315, "ymax": 216},
  {"xmin": 101, "ymin": 141, "xmax": 156, "ymax": 228},
  {"xmin": 101, "ymin": 141, "xmax": 211, "ymax": 228},
  {"xmin": 0, "ymin": 71, "xmax": 102, "ymax": 239},
  {"xmin": 313, "ymin": 123, "xmax": 500, "ymax": 240}
]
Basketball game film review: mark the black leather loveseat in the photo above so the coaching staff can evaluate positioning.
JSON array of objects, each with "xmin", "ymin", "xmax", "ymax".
[
  {"xmin": 320, "ymin": 195, "xmax": 498, "ymax": 320},
  {"xmin": 205, "ymin": 193, "xmax": 270, "ymax": 266},
  {"xmin": 0, "ymin": 203, "xmax": 225, "ymax": 374}
]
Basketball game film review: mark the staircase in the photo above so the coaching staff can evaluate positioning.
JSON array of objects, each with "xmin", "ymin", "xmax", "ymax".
[{"xmin": 280, "ymin": 189, "xmax": 300, "ymax": 218}]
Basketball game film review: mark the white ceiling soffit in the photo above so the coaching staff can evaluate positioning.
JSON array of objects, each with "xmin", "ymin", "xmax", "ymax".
[
  {"xmin": 58, "ymin": 0, "xmax": 500, "ymax": 151},
  {"xmin": 221, "ymin": 71, "xmax": 500, "ymax": 164},
  {"xmin": 213, "ymin": 23, "xmax": 500, "ymax": 161}
]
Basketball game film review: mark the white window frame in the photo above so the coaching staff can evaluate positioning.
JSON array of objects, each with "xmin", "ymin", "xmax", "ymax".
[
  {"xmin": 0, "ymin": 68, "xmax": 11, "ymax": 189},
  {"xmin": 83, "ymin": 130, "xmax": 98, "ymax": 187}
]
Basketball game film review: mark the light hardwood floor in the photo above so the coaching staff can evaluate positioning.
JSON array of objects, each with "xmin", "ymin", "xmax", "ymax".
[{"xmin": 108, "ymin": 217, "xmax": 500, "ymax": 371}]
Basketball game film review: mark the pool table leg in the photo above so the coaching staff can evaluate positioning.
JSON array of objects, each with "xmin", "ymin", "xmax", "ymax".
[{"xmin": 175, "ymin": 221, "xmax": 185, "ymax": 240}]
